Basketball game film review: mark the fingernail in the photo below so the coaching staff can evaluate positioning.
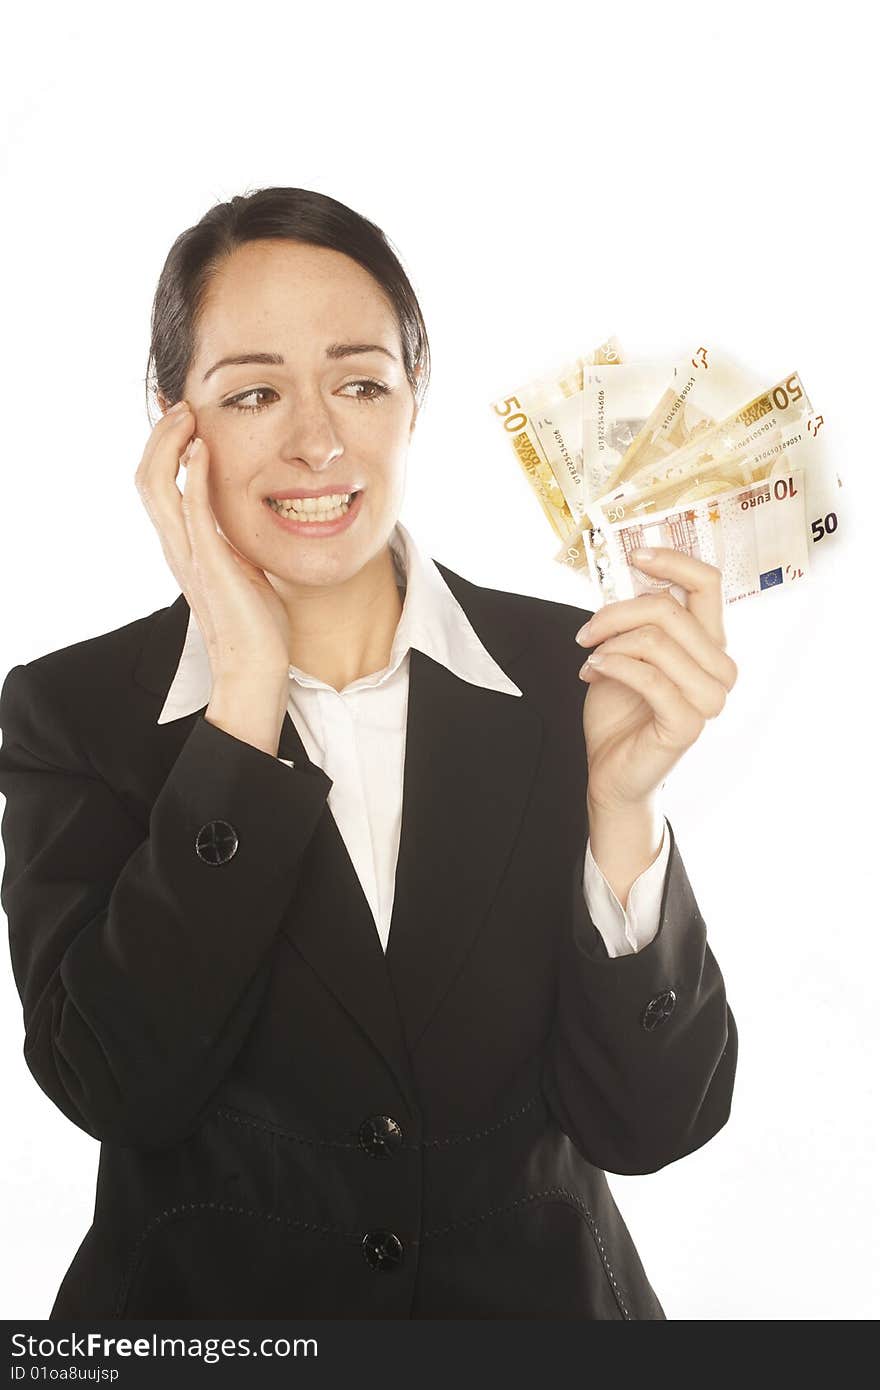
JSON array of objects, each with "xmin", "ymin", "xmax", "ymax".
[
  {"xmin": 586, "ymin": 650, "xmax": 606, "ymax": 666},
  {"xmin": 631, "ymin": 547, "xmax": 655, "ymax": 562},
  {"xmin": 575, "ymin": 621, "xmax": 594, "ymax": 644}
]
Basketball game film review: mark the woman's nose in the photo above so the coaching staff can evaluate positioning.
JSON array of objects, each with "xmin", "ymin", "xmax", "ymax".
[{"xmin": 279, "ymin": 404, "xmax": 344, "ymax": 470}]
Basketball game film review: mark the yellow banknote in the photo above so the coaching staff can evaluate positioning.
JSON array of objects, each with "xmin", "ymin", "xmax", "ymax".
[
  {"xmin": 555, "ymin": 346, "xmax": 764, "ymax": 579},
  {"xmin": 581, "ymin": 358, "xmax": 679, "ymax": 499},
  {"xmin": 591, "ymin": 370, "xmax": 814, "ymax": 531},
  {"xmin": 489, "ymin": 336, "xmax": 622, "ymax": 545},
  {"xmin": 552, "ymin": 355, "xmax": 680, "ymax": 579},
  {"xmin": 493, "ymin": 343, "xmax": 840, "ymax": 609},
  {"xmin": 598, "ymin": 344, "xmax": 768, "ymax": 500}
]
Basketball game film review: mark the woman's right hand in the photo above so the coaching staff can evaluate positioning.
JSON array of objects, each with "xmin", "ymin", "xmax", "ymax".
[{"xmin": 135, "ymin": 401, "xmax": 292, "ymax": 685}]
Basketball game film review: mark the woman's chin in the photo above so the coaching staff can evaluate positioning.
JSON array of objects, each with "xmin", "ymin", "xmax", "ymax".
[{"xmin": 264, "ymin": 550, "xmax": 366, "ymax": 591}]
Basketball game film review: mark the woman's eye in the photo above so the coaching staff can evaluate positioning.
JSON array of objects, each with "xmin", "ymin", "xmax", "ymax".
[
  {"xmin": 222, "ymin": 388, "xmax": 277, "ymax": 414},
  {"xmin": 341, "ymin": 379, "xmax": 390, "ymax": 402},
  {"xmin": 221, "ymin": 380, "xmax": 389, "ymax": 412}
]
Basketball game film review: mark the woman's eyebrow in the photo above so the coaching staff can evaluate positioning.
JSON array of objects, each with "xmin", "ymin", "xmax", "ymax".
[{"xmin": 202, "ymin": 342, "xmax": 398, "ymax": 383}]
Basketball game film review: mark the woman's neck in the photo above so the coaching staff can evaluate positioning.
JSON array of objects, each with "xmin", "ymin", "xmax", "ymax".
[{"xmin": 279, "ymin": 544, "xmax": 405, "ymax": 691}]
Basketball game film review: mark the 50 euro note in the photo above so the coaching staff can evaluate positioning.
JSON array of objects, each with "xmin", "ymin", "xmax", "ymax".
[
  {"xmin": 581, "ymin": 358, "xmax": 680, "ymax": 497},
  {"xmin": 597, "ymin": 344, "xmax": 769, "ymax": 499},
  {"xmin": 488, "ymin": 335, "xmax": 623, "ymax": 567},
  {"xmin": 590, "ymin": 370, "xmax": 814, "ymax": 533},
  {"xmin": 551, "ymin": 356, "xmax": 677, "ymax": 582},
  {"xmin": 593, "ymin": 417, "xmax": 843, "ymax": 607}
]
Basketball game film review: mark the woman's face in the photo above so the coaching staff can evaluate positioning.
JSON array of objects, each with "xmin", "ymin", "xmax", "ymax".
[{"xmin": 176, "ymin": 239, "xmax": 418, "ymax": 591}]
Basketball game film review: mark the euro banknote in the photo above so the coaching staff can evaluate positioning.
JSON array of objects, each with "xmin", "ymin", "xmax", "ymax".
[
  {"xmin": 581, "ymin": 358, "xmax": 681, "ymax": 498},
  {"xmin": 597, "ymin": 470, "xmax": 809, "ymax": 607},
  {"xmin": 565, "ymin": 347, "xmax": 764, "ymax": 580},
  {"xmin": 490, "ymin": 339, "xmax": 693, "ymax": 582},
  {"xmin": 595, "ymin": 345, "xmax": 768, "ymax": 500},
  {"xmin": 489, "ymin": 336, "xmax": 623, "ymax": 551},
  {"xmin": 492, "ymin": 340, "xmax": 843, "ymax": 608},
  {"xmin": 592, "ymin": 412, "xmax": 842, "ymax": 606},
  {"xmin": 591, "ymin": 370, "xmax": 814, "ymax": 528}
]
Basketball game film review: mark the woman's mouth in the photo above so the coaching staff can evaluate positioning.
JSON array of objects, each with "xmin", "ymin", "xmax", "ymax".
[{"xmin": 263, "ymin": 489, "xmax": 364, "ymax": 536}]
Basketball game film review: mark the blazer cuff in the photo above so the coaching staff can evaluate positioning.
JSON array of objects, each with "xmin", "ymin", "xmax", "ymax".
[
  {"xmin": 583, "ymin": 816, "xmax": 670, "ymax": 957},
  {"xmin": 541, "ymin": 817, "xmax": 737, "ymax": 1174}
]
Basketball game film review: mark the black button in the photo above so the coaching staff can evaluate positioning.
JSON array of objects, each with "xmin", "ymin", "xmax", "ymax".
[
  {"xmin": 358, "ymin": 1115, "xmax": 403, "ymax": 1158},
  {"xmin": 195, "ymin": 819, "xmax": 239, "ymax": 865},
  {"xmin": 641, "ymin": 989, "xmax": 677, "ymax": 1031},
  {"xmin": 362, "ymin": 1230, "xmax": 404, "ymax": 1272}
]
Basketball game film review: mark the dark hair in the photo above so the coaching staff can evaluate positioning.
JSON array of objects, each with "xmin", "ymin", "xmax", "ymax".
[{"xmin": 145, "ymin": 186, "xmax": 431, "ymax": 423}]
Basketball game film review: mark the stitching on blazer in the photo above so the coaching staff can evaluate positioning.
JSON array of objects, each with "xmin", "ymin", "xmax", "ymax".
[
  {"xmin": 421, "ymin": 1186, "xmax": 630, "ymax": 1320},
  {"xmin": 114, "ymin": 1189, "xmax": 630, "ymax": 1321},
  {"xmin": 216, "ymin": 1105, "xmax": 361, "ymax": 1150},
  {"xmin": 422, "ymin": 1095, "xmax": 541, "ymax": 1147},
  {"xmin": 214, "ymin": 1093, "xmax": 541, "ymax": 1150},
  {"xmin": 114, "ymin": 1200, "xmax": 365, "ymax": 1317}
]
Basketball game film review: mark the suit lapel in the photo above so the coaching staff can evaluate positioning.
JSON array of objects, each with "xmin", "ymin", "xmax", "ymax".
[
  {"xmin": 273, "ymin": 708, "xmax": 421, "ymax": 1109},
  {"xmin": 384, "ymin": 646, "xmax": 543, "ymax": 1052},
  {"xmin": 132, "ymin": 568, "xmax": 544, "ymax": 1087}
]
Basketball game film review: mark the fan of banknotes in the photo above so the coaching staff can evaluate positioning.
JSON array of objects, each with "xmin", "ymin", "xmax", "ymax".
[{"xmin": 490, "ymin": 338, "xmax": 843, "ymax": 608}]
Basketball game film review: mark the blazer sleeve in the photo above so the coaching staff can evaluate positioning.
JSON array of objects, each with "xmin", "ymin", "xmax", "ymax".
[
  {"xmin": 0, "ymin": 659, "xmax": 331, "ymax": 1152},
  {"xmin": 541, "ymin": 816, "xmax": 738, "ymax": 1176}
]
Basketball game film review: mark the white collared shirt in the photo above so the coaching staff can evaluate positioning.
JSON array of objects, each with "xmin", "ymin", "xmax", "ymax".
[{"xmin": 159, "ymin": 520, "xmax": 670, "ymax": 958}]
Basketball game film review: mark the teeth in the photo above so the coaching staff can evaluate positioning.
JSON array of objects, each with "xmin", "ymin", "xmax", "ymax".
[{"xmin": 267, "ymin": 492, "xmax": 354, "ymax": 521}]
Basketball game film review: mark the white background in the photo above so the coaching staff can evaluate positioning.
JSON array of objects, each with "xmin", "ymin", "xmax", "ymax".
[{"xmin": 1, "ymin": 0, "xmax": 876, "ymax": 1321}]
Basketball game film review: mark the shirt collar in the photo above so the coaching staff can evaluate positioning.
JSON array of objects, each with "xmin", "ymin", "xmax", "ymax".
[{"xmin": 157, "ymin": 520, "xmax": 522, "ymax": 723}]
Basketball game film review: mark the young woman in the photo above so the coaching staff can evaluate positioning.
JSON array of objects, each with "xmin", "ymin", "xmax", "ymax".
[{"xmin": 0, "ymin": 187, "xmax": 738, "ymax": 1320}]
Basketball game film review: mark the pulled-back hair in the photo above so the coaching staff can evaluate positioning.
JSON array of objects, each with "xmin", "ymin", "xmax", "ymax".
[{"xmin": 145, "ymin": 186, "xmax": 431, "ymax": 422}]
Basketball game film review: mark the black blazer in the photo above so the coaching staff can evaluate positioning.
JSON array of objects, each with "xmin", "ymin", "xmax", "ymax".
[{"xmin": 0, "ymin": 560, "xmax": 737, "ymax": 1321}]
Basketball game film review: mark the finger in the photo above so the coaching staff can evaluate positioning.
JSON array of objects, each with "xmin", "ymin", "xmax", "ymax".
[
  {"xmin": 581, "ymin": 651, "xmax": 706, "ymax": 750},
  {"xmin": 135, "ymin": 405, "xmax": 196, "ymax": 577},
  {"xmin": 180, "ymin": 438, "xmax": 252, "ymax": 587},
  {"xmin": 577, "ymin": 592, "xmax": 738, "ymax": 691},
  {"xmin": 627, "ymin": 545, "xmax": 727, "ymax": 649},
  {"xmin": 134, "ymin": 401, "xmax": 194, "ymax": 493},
  {"xmin": 580, "ymin": 627, "xmax": 730, "ymax": 719}
]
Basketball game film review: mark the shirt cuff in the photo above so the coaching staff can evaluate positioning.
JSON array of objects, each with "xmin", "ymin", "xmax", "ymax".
[{"xmin": 582, "ymin": 816, "xmax": 671, "ymax": 958}]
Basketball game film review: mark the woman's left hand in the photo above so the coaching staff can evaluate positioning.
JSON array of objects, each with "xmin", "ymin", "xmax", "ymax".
[{"xmin": 575, "ymin": 547, "xmax": 739, "ymax": 816}]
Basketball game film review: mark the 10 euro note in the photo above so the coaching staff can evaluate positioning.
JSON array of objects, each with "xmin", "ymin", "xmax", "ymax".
[{"xmin": 593, "ymin": 417, "xmax": 843, "ymax": 607}]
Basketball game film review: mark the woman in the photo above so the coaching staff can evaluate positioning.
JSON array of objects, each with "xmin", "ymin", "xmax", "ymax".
[{"xmin": 0, "ymin": 187, "xmax": 738, "ymax": 1320}]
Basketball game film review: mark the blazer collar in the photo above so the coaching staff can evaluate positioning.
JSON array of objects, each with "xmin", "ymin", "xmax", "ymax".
[
  {"xmin": 151, "ymin": 520, "xmax": 522, "ymax": 723},
  {"xmin": 131, "ymin": 533, "xmax": 544, "ymax": 1111}
]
